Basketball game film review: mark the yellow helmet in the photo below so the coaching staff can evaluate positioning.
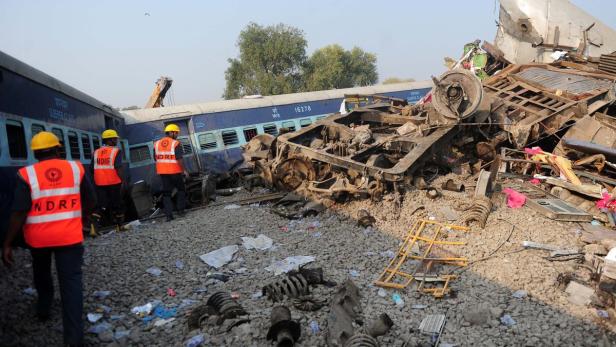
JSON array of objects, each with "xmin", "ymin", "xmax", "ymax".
[
  {"xmin": 31, "ymin": 131, "xmax": 61, "ymax": 151},
  {"xmin": 164, "ymin": 124, "xmax": 180, "ymax": 133},
  {"xmin": 102, "ymin": 129, "xmax": 119, "ymax": 139}
]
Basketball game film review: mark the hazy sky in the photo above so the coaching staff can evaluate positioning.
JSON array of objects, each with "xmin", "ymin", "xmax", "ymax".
[{"xmin": 1, "ymin": 0, "xmax": 614, "ymax": 108}]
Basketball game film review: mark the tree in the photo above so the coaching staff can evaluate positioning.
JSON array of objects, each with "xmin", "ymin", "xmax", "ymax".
[
  {"xmin": 223, "ymin": 23, "xmax": 307, "ymax": 99},
  {"xmin": 303, "ymin": 44, "xmax": 378, "ymax": 91},
  {"xmin": 382, "ymin": 77, "xmax": 416, "ymax": 84}
]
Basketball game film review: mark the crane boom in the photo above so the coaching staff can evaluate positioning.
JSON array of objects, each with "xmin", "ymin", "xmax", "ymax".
[{"xmin": 144, "ymin": 76, "xmax": 173, "ymax": 108}]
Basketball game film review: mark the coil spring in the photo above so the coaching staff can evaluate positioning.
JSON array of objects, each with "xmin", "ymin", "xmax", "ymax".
[
  {"xmin": 206, "ymin": 291, "xmax": 247, "ymax": 319},
  {"xmin": 263, "ymin": 273, "xmax": 310, "ymax": 302},
  {"xmin": 463, "ymin": 197, "xmax": 492, "ymax": 228},
  {"xmin": 291, "ymin": 295, "xmax": 327, "ymax": 311},
  {"xmin": 344, "ymin": 334, "xmax": 379, "ymax": 347}
]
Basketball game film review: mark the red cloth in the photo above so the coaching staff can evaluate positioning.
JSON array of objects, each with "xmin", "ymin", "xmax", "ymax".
[
  {"xmin": 597, "ymin": 193, "xmax": 616, "ymax": 210},
  {"xmin": 502, "ymin": 188, "xmax": 527, "ymax": 208},
  {"xmin": 524, "ymin": 147, "xmax": 544, "ymax": 155}
]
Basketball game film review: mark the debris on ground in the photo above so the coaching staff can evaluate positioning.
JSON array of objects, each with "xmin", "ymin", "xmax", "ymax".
[
  {"xmin": 241, "ymin": 234, "xmax": 274, "ymax": 251},
  {"xmin": 265, "ymin": 256, "xmax": 316, "ymax": 275},
  {"xmin": 199, "ymin": 245, "xmax": 239, "ymax": 268}
]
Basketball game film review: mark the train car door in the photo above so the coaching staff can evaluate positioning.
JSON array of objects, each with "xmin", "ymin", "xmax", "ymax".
[{"xmin": 163, "ymin": 119, "xmax": 200, "ymax": 174}]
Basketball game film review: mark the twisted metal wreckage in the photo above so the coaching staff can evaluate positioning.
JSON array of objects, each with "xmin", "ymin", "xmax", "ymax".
[
  {"xmin": 240, "ymin": 0, "xmax": 616, "ymax": 231},
  {"xmin": 242, "ymin": 61, "xmax": 616, "ymax": 202}
]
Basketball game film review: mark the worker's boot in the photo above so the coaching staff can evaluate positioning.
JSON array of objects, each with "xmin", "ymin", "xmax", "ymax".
[
  {"xmin": 90, "ymin": 213, "xmax": 102, "ymax": 237},
  {"xmin": 114, "ymin": 213, "xmax": 128, "ymax": 232}
]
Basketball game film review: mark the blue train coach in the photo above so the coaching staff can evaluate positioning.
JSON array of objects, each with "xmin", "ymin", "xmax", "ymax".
[
  {"xmin": 0, "ymin": 50, "xmax": 128, "ymax": 236},
  {"xmin": 121, "ymin": 81, "xmax": 432, "ymax": 186}
]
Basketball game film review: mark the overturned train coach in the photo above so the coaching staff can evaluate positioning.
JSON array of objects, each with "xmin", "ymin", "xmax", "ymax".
[
  {"xmin": 120, "ymin": 82, "xmax": 432, "ymax": 209},
  {"xmin": 0, "ymin": 50, "xmax": 130, "ymax": 237}
]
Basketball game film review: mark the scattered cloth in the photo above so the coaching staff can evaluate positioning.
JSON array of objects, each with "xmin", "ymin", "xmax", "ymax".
[
  {"xmin": 224, "ymin": 204, "xmax": 241, "ymax": 210},
  {"xmin": 87, "ymin": 322, "xmax": 112, "ymax": 334},
  {"xmin": 146, "ymin": 267, "xmax": 162, "ymax": 276},
  {"xmin": 131, "ymin": 302, "xmax": 155, "ymax": 316},
  {"xmin": 199, "ymin": 245, "xmax": 239, "ymax": 268},
  {"xmin": 241, "ymin": 234, "xmax": 273, "ymax": 250},
  {"xmin": 185, "ymin": 334, "xmax": 206, "ymax": 347},
  {"xmin": 524, "ymin": 146, "xmax": 543, "ymax": 156},
  {"xmin": 23, "ymin": 287, "xmax": 36, "ymax": 296},
  {"xmin": 87, "ymin": 313, "xmax": 103, "ymax": 323},
  {"xmin": 93, "ymin": 290, "xmax": 111, "ymax": 299},
  {"xmin": 500, "ymin": 314, "xmax": 516, "ymax": 326},
  {"xmin": 153, "ymin": 305, "xmax": 177, "ymax": 319},
  {"xmin": 596, "ymin": 192, "xmax": 616, "ymax": 211},
  {"xmin": 502, "ymin": 188, "xmax": 526, "ymax": 208},
  {"xmin": 512, "ymin": 290, "xmax": 527, "ymax": 299},
  {"xmin": 265, "ymin": 256, "xmax": 315, "ymax": 275}
]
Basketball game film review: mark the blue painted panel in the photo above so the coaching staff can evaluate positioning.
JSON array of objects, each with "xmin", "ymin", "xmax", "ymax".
[
  {"xmin": 192, "ymin": 99, "xmax": 339, "ymax": 132},
  {"xmin": 0, "ymin": 68, "xmax": 117, "ymax": 134},
  {"xmin": 127, "ymin": 88, "xmax": 431, "ymax": 144}
]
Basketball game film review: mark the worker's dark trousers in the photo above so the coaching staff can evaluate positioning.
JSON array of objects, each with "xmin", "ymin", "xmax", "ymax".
[
  {"xmin": 95, "ymin": 183, "xmax": 123, "ymax": 222},
  {"xmin": 31, "ymin": 244, "xmax": 84, "ymax": 345},
  {"xmin": 161, "ymin": 173, "xmax": 186, "ymax": 218}
]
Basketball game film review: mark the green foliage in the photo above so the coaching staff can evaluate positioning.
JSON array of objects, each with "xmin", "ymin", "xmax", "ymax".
[
  {"xmin": 223, "ymin": 23, "xmax": 306, "ymax": 99},
  {"xmin": 382, "ymin": 77, "xmax": 416, "ymax": 84},
  {"xmin": 223, "ymin": 24, "xmax": 379, "ymax": 99},
  {"xmin": 303, "ymin": 45, "xmax": 378, "ymax": 91}
]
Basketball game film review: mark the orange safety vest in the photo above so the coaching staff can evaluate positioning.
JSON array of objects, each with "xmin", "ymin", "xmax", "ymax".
[
  {"xmin": 93, "ymin": 146, "xmax": 122, "ymax": 186},
  {"xmin": 154, "ymin": 137, "xmax": 183, "ymax": 174},
  {"xmin": 17, "ymin": 159, "xmax": 85, "ymax": 248}
]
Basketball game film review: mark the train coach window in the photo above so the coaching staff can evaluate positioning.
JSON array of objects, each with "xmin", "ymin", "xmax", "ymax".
[
  {"xmin": 81, "ymin": 134, "xmax": 92, "ymax": 159},
  {"xmin": 67, "ymin": 131, "xmax": 81, "ymax": 160},
  {"xmin": 300, "ymin": 118, "xmax": 312, "ymax": 128},
  {"xmin": 31, "ymin": 123, "xmax": 46, "ymax": 136},
  {"xmin": 222, "ymin": 130, "xmax": 239, "ymax": 146},
  {"xmin": 129, "ymin": 145, "xmax": 151, "ymax": 163},
  {"xmin": 198, "ymin": 133, "xmax": 217, "ymax": 150},
  {"xmin": 51, "ymin": 128, "xmax": 66, "ymax": 158},
  {"xmin": 121, "ymin": 140, "xmax": 129, "ymax": 161},
  {"xmin": 6, "ymin": 120, "xmax": 27, "ymax": 159},
  {"xmin": 92, "ymin": 135, "xmax": 101, "ymax": 151},
  {"xmin": 263, "ymin": 123, "xmax": 278, "ymax": 136},
  {"xmin": 282, "ymin": 121, "xmax": 296, "ymax": 132},
  {"xmin": 243, "ymin": 127, "xmax": 258, "ymax": 141},
  {"xmin": 178, "ymin": 137, "xmax": 193, "ymax": 154}
]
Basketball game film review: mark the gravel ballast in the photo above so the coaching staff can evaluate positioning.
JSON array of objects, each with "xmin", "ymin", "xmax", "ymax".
[{"xmin": 1, "ymin": 180, "xmax": 615, "ymax": 346}]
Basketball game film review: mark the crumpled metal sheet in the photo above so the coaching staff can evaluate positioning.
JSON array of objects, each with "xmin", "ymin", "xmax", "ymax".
[{"xmin": 515, "ymin": 67, "xmax": 613, "ymax": 96}]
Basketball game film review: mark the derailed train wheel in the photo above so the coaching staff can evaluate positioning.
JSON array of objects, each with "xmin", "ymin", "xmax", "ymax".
[{"xmin": 272, "ymin": 157, "xmax": 316, "ymax": 191}]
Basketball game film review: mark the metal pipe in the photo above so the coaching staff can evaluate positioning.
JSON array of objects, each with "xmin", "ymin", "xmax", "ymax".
[{"xmin": 562, "ymin": 138, "xmax": 616, "ymax": 162}]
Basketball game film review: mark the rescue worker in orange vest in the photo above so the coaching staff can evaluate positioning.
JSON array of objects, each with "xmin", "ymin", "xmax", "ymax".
[
  {"xmin": 153, "ymin": 124, "xmax": 188, "ymax": 221},
  {"xmin": 2, "ymin": 131, "xmax": 96, "ymax": 347},
  {"xmin": 90, "ymin": 129, "xmax": 125, "ymax": 236}
]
